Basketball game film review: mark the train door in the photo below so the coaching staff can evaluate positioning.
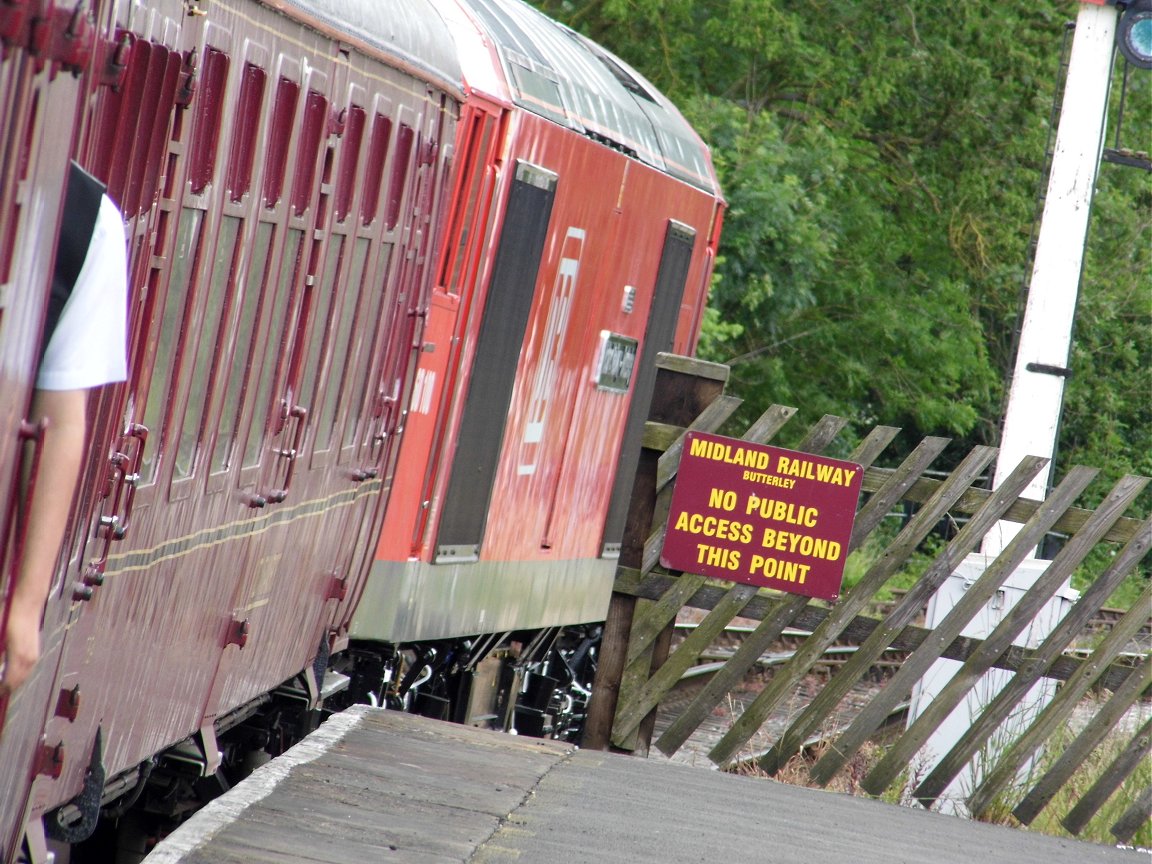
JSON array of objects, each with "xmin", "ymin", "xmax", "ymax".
[
  {"xmin": 434, "ymin": 160, "xmax": 558, "ymax": 561},
  {"xmin": 22, "ymin": 0, "xmax": 202, "ymax": 843},
  {"xmin": 249, "ymin": 66, "xmax": 334, "ymax": 509},
  {"xmin": 237, "ymin": 65, "xmax": 452, "ymax": 677},
  {"xmin": 327, "ymin": 89, "xmax": 460, "ymax": 635},
  {"xmin": 225, "ymin": 61, "xmax": 312, "ymax": 509},
  {"xmin": 328, "ymin": 87, "xmax": 452, "ymax": 485},
  {"xmin": 190, "ymin": 37, "xmax": 329, "ymax": 722},
  {"xmin": 600, "ymin": 220, "xmax": 697, "ymax": 555},
  {"xmin": 71, "ymin": 21, "xmax": 195, "ymax": 592},
  {"xmin": 192, "ymin": 44, "xmax": 344, "ymax": 723},
  {"xmin": 0, "ymin": 30, "xmax": 86, "ymax": 722},
  {"xmin": 0, "ymin": 14, "xmax": 96, "ymax": 859},
  {"xmin": 375, "ymin": 103, "xmax": 503, "ymax": 561},
  {"xmin": 350, "ymin": 105, "xmax": 432, "ymax": 488}
]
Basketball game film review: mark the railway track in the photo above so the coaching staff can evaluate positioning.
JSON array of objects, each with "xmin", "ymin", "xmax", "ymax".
[
  {"xmin": 657, "ymin": 605, "xmax": 1150, "ymax": 771},
  {"xmin": 673, "ymin": 598, "xmax": 1151, "ymax": 682}
]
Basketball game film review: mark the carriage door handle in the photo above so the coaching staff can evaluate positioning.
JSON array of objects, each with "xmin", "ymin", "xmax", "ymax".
[
  {"xmin": 98, "ymin": 423, "xmax": 148, "ymax": 543},
  {"xmin": 268, "ymin": 404, "xmax": 307, "ymax": 504}
]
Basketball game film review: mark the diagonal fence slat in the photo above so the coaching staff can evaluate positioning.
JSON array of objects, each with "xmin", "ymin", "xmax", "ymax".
[
  {"xmin": 623, "ymin": 574, "xmax": 709, "ymax": 668},
  {"xmin": 1060, "ymin": 716, "xmax": 1152, "ymax": 836},
  {"xmin": 847, "ymin": 437, "xmax": 955, "ymax": 549},
  {"xmin": 612, "ymin": 583, "xmax": 759, "ymax": 745},
  {"xmin": 796, "ymin": 414, "xmax": 850, "ymax": 453},
  {"xmin": 913, "ymin": 512, "xmax": 1152, "ymax": 806},
  {"xmin": 1006, "ymin": 655, "xmax": 1151, "ymax": 825},
  {"xmin": 849, "ymin": 425, "xmax": 902, "ymax": 471},
  {"xmin": 739, "ymin": 404, "xmax": 802, "ymax": 445},
  {"xmin": 979, "ymin": 584, "xmax": 1152, "ymax": 820},
  {"xmin": 752, "ymin": 453, "xmax": 1048, "ymax": 776},
  {"xmin": 653, "ymin": 395, "xmax": 745, "ymax": 493},
  {"xmin": 1108, "ymin": 784, "xmax": 1152, "ymax": 846},
  {"xmin": 811, "ymin": 465, "xmax": 1098, "ymax": 786},
  {"xmin": 864, "ymin": 474, "xmax": 1150, "ymax": 796}
]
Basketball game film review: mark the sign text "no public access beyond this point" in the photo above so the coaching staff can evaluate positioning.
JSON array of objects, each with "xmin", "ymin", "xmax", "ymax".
[{"xmin": 659, "ymin": 432, "xmax": 864, "ymax": 601}]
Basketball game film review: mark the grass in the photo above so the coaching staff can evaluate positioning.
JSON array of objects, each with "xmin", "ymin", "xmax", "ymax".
[
  {"xmin": 972, "ymin": 702, "xmax": 1152, "ymax": 849},
  {"xmin": 724, "ymin": 694, "xmax": 1151, "ymax": 850}
]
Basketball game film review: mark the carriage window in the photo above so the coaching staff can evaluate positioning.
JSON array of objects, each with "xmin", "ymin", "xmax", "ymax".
[
  {"xmin": 441, "ymin": 114, "xmax": 495, "ymax": 295},
  {"xmin": 361, "ymin": 113, "xmax": 392, "ymax": 226},
  {"xmin": 227, "ymin": 64, "xmax": 267, "ymax": 203},
  {"xmin": 299, "ymin": 239, "xmax": 345, "ymax": 427},
  {"xmin": 139, "ymin": 208, "xmax": 205, "ymax": 484},
  {"xmin": 211, "ymin": 221, "xmax": 275, "ymax": 474},
  {"xmin": 0, "ymin": 87, "xmax": 28, "ymax": 281},
  {"xmin": 188, "ymin": 48, "xmax": 230, "ymax": 195},
  {"xmin": 334, "ymin": 106, "xmax": 366, "ymax": 222},
  {"xmin": 174, "ymin": 215, "xmax": 242, "ymax": 479},
  {"xmin": 385, "ymin": 123, "xmax": 414, "ymax": 230},
  {"xmin": 92, "ymin": 37, "xmax": 181, "ymax": 216},
  {"xmin": 347, "ymin": 243, "xmax": 393, "ymax": 445},
  {"xmin": 290, "ymin": 90, "xmax": 328, "ymax": 216},
  {"xmin": 91, "ymin": 37, "xmax": 154, "ymax": 201},
  {"xmin": 315, "ymin": 238, "xmax": 370, "ymax": 451},
  {"xmin": 264, "ymin": 78, "xmax": 300, "ymax": 208},
  {"xmin": 244, "ymin": 227, "xmax": 304, "ymax": 468}
]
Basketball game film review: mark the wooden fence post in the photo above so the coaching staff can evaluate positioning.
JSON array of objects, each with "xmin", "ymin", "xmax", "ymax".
[{"xmin": 583, "ymin": 354, "xmax": 729, "ymax": 751}]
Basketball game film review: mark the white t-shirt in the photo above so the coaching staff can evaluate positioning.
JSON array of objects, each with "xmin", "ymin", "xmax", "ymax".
[{"xmin": 35, "ymin": 194, "xmax": 129, "ymax": 391}]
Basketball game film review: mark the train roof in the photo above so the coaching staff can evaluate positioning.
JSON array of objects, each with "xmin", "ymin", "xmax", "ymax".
[
  {"xmin": 270, "ymin": 0, "xmax": 718, "ymax": 196},
  {"xmin": 450, "ymin": 0, "xmax": 720, "ymax": 195},
  {"xmin": 268, "ymin": 0, "xmax": 464, "ymax": 96}
]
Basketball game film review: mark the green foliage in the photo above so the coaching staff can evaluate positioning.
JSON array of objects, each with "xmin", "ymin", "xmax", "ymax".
[{"xmin": 535, "ymin": 1, "xmax": 1151, "ymax": 496}]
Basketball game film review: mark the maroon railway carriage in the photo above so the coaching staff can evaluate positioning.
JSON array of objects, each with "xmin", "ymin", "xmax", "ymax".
[
  {"xmin": 0, "ymin": 1, "xmax": 722, "ymax": 861},
  {"xmin": 2, "ymin": 1, "xmax": 462, "ymax": 860}
]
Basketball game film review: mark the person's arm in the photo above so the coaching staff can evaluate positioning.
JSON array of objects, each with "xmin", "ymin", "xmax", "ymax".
[{"xmin": 0, "ymin": 388, "xmax": 87, "ymax": 695}]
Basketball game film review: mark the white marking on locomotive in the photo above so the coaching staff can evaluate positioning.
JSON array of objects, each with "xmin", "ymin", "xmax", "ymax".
[
  {"xmin": 411, "ymin": 368, "xmax": 437, "ymax": 415},
  {"xmin": 519, "ymin": 227, "xmax": 585, "ymax": 476}
]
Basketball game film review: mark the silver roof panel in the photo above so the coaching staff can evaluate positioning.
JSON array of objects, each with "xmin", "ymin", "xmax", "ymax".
[
  {"xmin": 462, "ymin": 0, "xmax": 718, "ymax": 193},
  {"xmin": 268, "ymin": 0, "xmax": 463, "ymax": 94}
]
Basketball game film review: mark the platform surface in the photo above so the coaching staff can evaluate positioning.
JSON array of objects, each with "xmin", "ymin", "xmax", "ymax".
[{"xmin": 144, "ymin": 705, "xmax": 1148, "ymax": 864}]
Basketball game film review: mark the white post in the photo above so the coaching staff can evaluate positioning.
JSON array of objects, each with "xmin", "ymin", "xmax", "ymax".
[
  {"xmin": 982, "ymin": 1, "xmax": 1116, "ymax": 556},
  {"xmin": 909, "ymin": 2, "xmax": 1118, "ymax": 814}
]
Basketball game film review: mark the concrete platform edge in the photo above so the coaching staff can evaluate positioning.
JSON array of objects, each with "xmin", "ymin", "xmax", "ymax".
[{"xmin": 144, "ymin": 706, "xmax": 369, "ymax": 863}]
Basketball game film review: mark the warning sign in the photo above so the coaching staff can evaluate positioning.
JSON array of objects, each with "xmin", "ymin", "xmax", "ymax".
[{"xmin": 659, "ymin": 432, "xmax": 864, "ymax": 600}]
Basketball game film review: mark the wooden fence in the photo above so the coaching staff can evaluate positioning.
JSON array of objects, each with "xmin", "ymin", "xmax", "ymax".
[{"xmin": 585, "ymin": 354, "xmax": 1151, "ymax": 844}]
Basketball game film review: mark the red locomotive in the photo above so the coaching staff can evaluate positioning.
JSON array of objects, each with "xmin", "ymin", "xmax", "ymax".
[{"xmin": 0, "ymin": 1, "xmax": 722, "ymax": 861}]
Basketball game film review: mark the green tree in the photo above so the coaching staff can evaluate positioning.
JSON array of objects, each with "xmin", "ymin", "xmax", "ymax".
[{"xmin": 534, "ymin": 1, "xmax": 1150, "ymax": 489}]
